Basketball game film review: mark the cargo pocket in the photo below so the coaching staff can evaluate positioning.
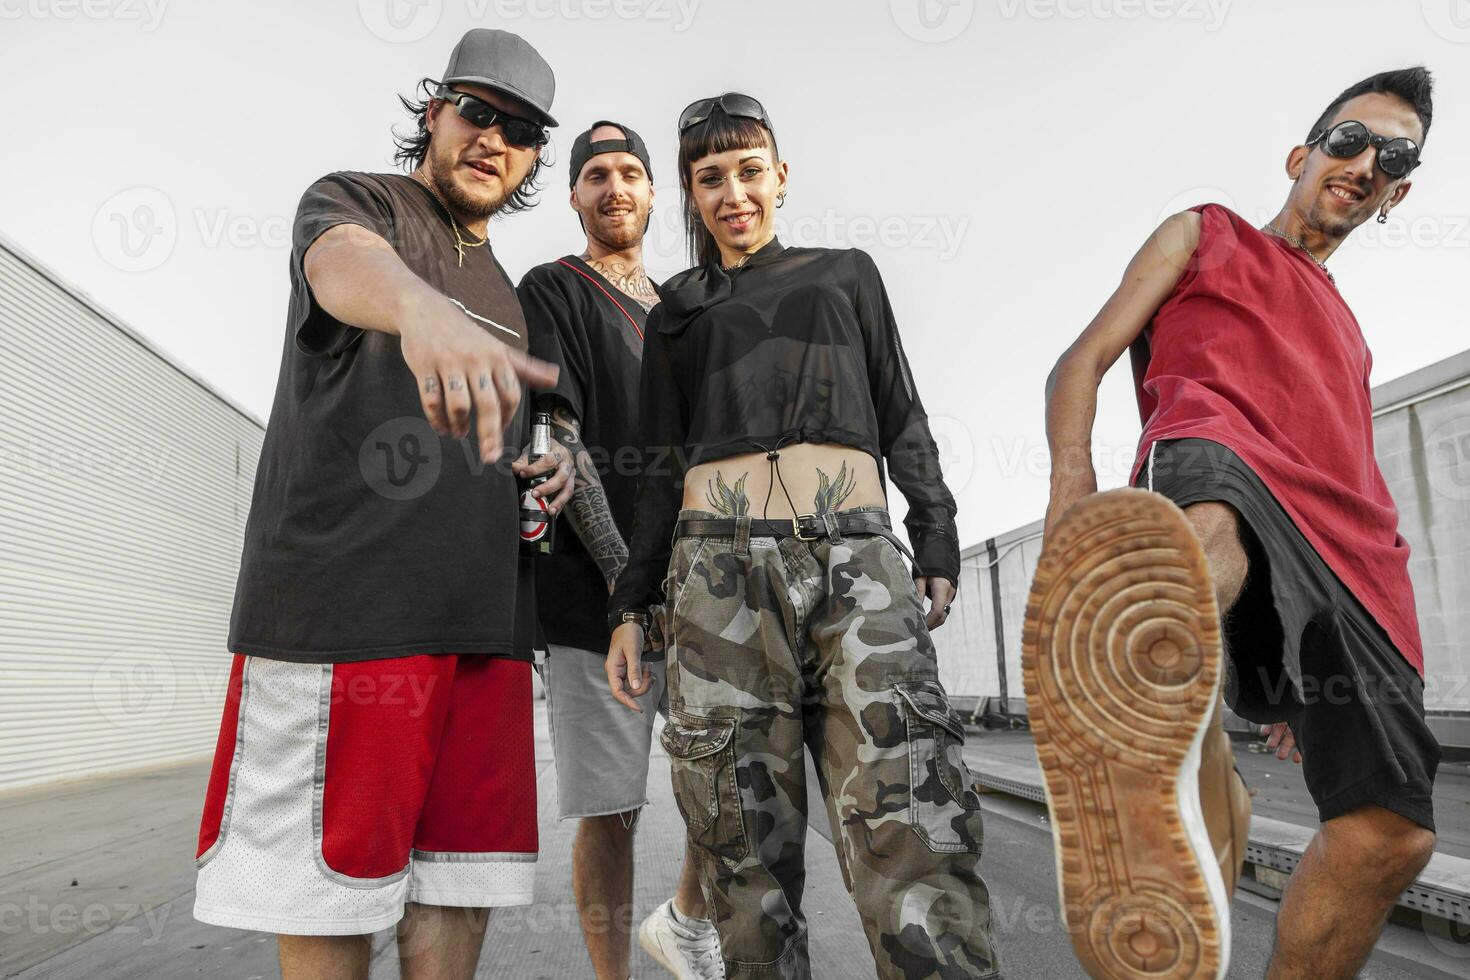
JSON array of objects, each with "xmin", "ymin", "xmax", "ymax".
[
  {"xmin": 667, "ymin": 538, "xmax": 709, "ymax": 626},
  {"xmin": 896, "ymin": 682, "xmax": 985, "ymax": 853},
  {"xmin": 660, "ymin": 710, "xmax": 748, "ymax": 861}
]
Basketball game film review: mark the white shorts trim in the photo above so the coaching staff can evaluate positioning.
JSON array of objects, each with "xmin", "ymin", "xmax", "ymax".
[{"xmin": 405, "ymin": 851, "xmax": 537, "ymax": 908}]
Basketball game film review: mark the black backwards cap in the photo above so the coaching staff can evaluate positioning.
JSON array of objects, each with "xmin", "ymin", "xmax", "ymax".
[{"xmin": 568, "ymin": 120, "xmax": 653, "ymax": 188}]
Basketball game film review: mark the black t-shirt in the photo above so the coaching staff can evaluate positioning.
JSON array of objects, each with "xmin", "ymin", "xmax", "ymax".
[
  {"xmin": 518, "ymin": 256, "xmax": 652, "ymax": 653},
  {"xmin": 228, "ymin": 171, "xmax": 541, "ymax": 663},
  {"xmin": 608, "ymin": 238, "xmax": 960, "ymax": 630}
]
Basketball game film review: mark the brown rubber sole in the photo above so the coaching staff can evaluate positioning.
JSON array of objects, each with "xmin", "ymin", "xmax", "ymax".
[{"xmin": 1022, "ymin": 488, "xmax": 1229, "ymax": 980}]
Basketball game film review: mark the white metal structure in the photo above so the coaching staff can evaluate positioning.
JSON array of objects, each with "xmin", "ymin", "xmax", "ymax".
[{"xmin": 0, "ymin": 234, "xmax": 263, "ymax": 792}]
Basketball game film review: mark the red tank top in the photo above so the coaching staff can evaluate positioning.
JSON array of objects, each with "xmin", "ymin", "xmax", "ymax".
[{"xmin": 1130, "ymin": 203, "xmax": 1423, "ymax": 674}]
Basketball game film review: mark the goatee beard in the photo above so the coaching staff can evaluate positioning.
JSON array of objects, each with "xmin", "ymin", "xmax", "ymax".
[
  {"xmin": 425, "ymin": 145, "xmax": 519, "ymax": 220},
  {"xmin": 595, "ymin": 219, "xmax": 644, "ymax": 251},
  {"xmin": 1305, "ymin": 203, "xmax": 1354, "ymax": 241}
]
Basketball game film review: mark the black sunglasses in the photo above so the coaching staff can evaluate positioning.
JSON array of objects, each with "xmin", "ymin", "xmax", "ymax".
[
  {"xmin": 1307, "ymin": 119, "xmax": 1421, "ymax": 179},
  {"xmin": 435, "ymin": 86, "xmax": 548, "ymax": 148},
  {"xmin": 678, "ymin": 93, "xmax": 773, "ymax": 134}
]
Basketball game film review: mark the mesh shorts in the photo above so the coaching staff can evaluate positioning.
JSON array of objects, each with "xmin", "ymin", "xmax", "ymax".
[{"xmin": 193, "ymin": 653, "xmax": 537, "ymax": 934}]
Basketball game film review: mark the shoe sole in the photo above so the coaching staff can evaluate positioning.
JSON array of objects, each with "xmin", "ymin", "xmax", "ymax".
[{"xmin": 1022, "ymin": 488, "xmax": 1230, "ymax": 980}]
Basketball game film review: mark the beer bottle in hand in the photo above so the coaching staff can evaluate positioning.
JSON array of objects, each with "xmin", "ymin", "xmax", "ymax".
[{"xmin": 519, "ymin": 412, "xmax": 556, "ymax": 556}]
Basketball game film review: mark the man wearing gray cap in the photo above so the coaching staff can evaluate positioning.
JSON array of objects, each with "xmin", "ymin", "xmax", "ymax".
[
  {"xmin": 519, "ymin": 123, "xmax": 723, "ymax": 980},
  {"xmin": 192, "ymin": 29, "xmax": 572, "ymax": 980}
]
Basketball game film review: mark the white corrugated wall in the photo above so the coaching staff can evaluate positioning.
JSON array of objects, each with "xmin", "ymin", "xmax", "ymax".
[{"xmin": 0, "ymin": 237, "xmax": 263, "ymax": 792}]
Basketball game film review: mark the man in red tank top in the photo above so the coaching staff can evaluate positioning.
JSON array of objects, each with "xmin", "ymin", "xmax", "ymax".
[{"xmin": 1029, "ymin": 68, "xmax": 1440, "ymax": 980}]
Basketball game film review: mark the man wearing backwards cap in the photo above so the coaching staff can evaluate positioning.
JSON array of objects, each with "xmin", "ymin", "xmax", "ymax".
[
  {"xmin": 519, "ymin": 123, "xmax": 724, "ymax": 980},
  {"xmin": 192, "ymin": 29, "xmax": 574, "ymax": 980}
]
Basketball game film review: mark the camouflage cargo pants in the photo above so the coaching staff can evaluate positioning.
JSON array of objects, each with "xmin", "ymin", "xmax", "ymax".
[{"xmin": 660, "ymin": 506, "xmax": 1000, "ymax": 979}]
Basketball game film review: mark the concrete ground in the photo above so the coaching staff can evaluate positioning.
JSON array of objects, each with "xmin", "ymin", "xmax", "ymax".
[{"xmin": 4, "ymin": 703, "xmax": 1468, "ymax": 979}]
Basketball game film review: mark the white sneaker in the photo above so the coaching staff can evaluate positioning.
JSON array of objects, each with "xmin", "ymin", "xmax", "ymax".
[{"xmin": 638, "ymin": 898, "xmax": 725, "ymax": 980}]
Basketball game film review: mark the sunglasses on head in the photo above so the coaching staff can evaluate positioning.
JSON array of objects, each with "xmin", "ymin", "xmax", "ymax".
[
  {"xmin": 1307, "ymin": 119, "xmax": 1421, "ymax": 179},
  {"xmin": 678, "ymin": 93, "xmax": 773, "ymax": 134},
  {"xmin": 435, "ymin": 86, "xmax": 548, "ymax": 148}
]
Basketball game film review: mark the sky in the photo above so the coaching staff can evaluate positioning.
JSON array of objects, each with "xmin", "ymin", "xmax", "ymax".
[{"xmin": 2, "ymin": 0, "xmax": 1467, "ymax": 548}]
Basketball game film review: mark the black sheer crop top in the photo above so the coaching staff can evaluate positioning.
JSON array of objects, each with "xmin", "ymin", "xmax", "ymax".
[{"xmin": 607, "ymin": 237, "xmax": 960, "ymax": 631}]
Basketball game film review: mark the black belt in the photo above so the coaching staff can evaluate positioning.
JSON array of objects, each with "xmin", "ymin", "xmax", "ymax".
[{"xmin": 672, "ymin": 511, "xmax": 917, "ymax": 565}]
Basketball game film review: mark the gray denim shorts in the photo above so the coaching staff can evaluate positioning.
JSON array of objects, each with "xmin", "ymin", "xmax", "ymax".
[{"xmin": 539, "ymin": 643, "xmax": 670, "ymax": 821}]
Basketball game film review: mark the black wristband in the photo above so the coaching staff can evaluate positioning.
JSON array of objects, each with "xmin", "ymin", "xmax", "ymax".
[{"xmin": 609, "ymin": 608, "xmax": 650, "ymax": 632}]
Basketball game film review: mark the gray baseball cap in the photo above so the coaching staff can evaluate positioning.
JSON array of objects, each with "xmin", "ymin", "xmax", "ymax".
[{"xmin": 440, "ymin": 29, "xmax": 558, "ymax": 127}]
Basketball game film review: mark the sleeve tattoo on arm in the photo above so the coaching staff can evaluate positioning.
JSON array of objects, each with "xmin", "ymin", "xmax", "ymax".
[{"xmin": 549, "ymin": 404, "xmax": 628, "ymax": 589}]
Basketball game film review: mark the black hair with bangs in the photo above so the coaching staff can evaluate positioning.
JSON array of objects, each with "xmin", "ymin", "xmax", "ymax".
[{"xmin": 678, "ymin": 102, "xmax": 780, "ymax": 268}]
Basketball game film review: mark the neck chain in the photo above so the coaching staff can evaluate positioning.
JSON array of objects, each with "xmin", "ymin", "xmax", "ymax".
[
  {"xmin": 1263, "ymin": 224, "xmax": 1334, "ymax": 284},
  {"xmin": 722, "ymin": 233, "xmax": 778, "ymax": 273},
  {"xmin": 448, "ymin": 213, "xmax": 486, "ymax": 268},
  {"xmin": 413, "ymin": 170, "xmax": 486, "ymax": 267}
]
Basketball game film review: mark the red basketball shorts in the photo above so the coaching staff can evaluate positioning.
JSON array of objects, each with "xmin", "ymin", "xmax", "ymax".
[{"xmin": 192, "ymin": 653, "xmax": 536, "ymax": 935}]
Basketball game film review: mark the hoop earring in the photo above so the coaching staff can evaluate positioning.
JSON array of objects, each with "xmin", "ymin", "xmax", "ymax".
[
  {"xmin": 1377, "ymin": 210, "xmax": 1389, "ymax": 224},
  {"xmin": 776, "ymin": 193, "xmax": 786, "ymax": 209}
]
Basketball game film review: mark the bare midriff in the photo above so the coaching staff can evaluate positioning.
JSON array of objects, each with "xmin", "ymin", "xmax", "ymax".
[{"xmin": 681, "ymin": 441, "xmax": 888, "ymax": 519}]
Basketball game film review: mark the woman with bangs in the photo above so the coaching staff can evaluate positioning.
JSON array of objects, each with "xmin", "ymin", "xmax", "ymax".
[{"xmin": 604, "ymin": 93, "xmax": 1000, "ymax": 980}]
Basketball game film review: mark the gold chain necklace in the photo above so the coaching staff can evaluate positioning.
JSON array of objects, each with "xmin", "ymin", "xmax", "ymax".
[
  {"xmin": 448, "ymin": 213, "xmax": 486, "ymax": 268},
  {"xmin": 413, "ymin": 170, "xmax": 486, "ymax": 267}
]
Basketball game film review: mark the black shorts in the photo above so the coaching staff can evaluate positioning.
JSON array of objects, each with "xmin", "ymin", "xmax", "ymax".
[{"xmin": 1136, "ymin": 438, "xmax": 1440, "ymax": 833}]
